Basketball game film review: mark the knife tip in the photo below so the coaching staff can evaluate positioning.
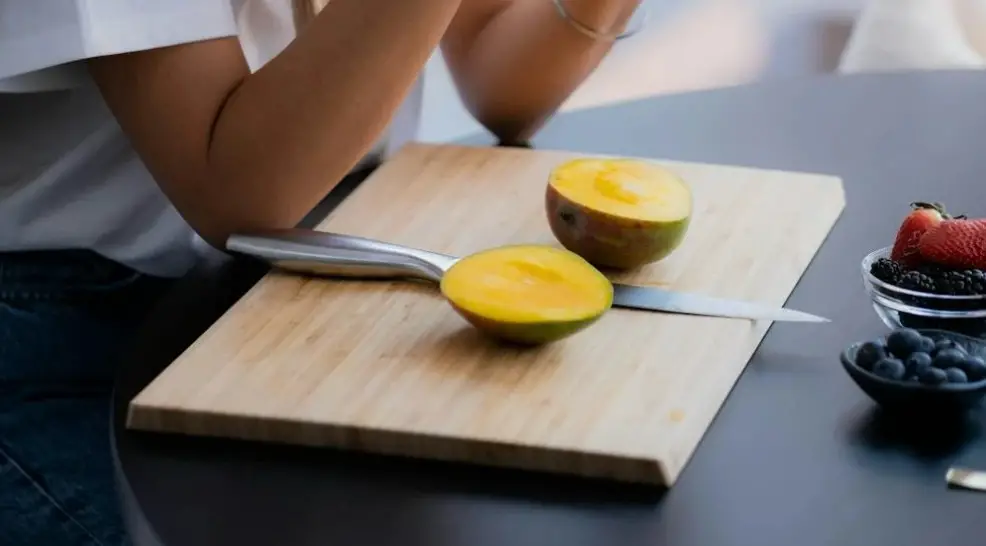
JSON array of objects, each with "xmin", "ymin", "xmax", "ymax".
[{"xmin": 790, "ymin": 312, "xmax": 830, "ymax": 323}]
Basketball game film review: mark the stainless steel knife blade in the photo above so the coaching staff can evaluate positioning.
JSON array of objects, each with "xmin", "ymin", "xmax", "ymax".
[
  {"xmin": 226, "ymin": 229, "xmax": 829, "ymax": 324},
  {"xmin": 610, "ymin": 283, "xmax": 828, "ymax": 323}
]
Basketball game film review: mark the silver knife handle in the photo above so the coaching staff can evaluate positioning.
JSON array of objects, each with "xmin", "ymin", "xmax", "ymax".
[{"xmin": 225, "ymin": 228, "xmax": 456, "ymax": 283}]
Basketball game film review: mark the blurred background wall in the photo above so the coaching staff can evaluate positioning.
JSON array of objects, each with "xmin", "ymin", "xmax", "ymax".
[{"xmin": 418, "ymin": 0, "xmax": 986, "ymax": 143}]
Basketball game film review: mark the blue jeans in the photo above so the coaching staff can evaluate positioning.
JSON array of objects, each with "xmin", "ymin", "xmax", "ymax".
[{"xmin": 0, "ymin": 250, "xmax": 174, "ymax": 546}]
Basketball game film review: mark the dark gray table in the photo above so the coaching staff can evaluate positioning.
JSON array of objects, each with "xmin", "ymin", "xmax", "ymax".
[{"xmin": 113, "ymin": 72, "xmax": 986, "ymax": 546}]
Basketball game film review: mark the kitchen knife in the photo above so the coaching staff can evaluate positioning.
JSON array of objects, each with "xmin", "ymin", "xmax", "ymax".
[
  {"xmin": 225, "ymin": 229, "xmax": 828, "ymax": 323},
  {"xmin": 609, "ymin": 284, "xmax": 825, "ymax": 323}
]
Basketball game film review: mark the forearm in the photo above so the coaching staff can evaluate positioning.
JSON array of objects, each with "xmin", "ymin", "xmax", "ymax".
[
  {"xmin": 206, "ymin": 0, "xmax": 462, "ymax": 241},
  {"xmin": 448, "ymin": 0, "xmax": 642, "ymax": 142},
  {"xmin": 91, "ymin": 0, "xmax": 462, "ymax": 247}
]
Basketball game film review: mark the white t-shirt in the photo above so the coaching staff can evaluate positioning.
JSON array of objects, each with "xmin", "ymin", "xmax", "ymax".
[{"xmin": 0, "ymin": 0, "xmax": 423, "ymax": 277}]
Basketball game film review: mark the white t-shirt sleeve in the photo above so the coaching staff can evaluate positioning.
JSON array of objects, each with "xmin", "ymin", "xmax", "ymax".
[{"xmin": 0, "ymin": 0, "xmax": 238, "ymax": 89}]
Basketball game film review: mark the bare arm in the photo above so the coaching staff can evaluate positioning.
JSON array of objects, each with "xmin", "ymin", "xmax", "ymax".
[
  {"xmin": 443, "ymin": 0, "xmax": 642, "ymax": 142},
  {"xmin": 88, "ymin": 0, "xmax": 462, "ymax": 247}
]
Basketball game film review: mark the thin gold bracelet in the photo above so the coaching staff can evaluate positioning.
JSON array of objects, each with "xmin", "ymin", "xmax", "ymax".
[{"xmin": 551, "ymin": 0, "xmax": 647, "ymax": 42}]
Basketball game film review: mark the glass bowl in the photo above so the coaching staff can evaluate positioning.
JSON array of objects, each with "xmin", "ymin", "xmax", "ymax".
[{"xmin": 861, "ymin": 247, "xmax": 986, "ymax": 338}]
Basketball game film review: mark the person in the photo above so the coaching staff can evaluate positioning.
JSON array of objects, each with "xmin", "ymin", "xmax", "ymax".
[{"xmin": 0, "ymin": 0, "xmax": 645, "ymax": 544}]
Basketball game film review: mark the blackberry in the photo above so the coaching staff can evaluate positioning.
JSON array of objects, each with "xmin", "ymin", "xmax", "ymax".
[
  {"xmin": 870, "ymin": 258, "xmax": 903, "ymax": 285},
  {"xmin": 913, "ymin": 263, "xmax": 948, "ymax": 277},
  {"xmin": 907, "ymin": 264, "xmax": 986, "ymax": 295},
  {"xmin": 898, "ymin": 271, "xmax": 937, "ymax": 293},
  {"xmin": 934, "ymin": 269, "xmax": 986, "ymax": 296}
]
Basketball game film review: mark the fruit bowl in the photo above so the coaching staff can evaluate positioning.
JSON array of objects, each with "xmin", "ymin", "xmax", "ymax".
[
  {"xmin": 861, "ymin": 247, "xmax": 986, "ymax": 338},
  {"xmin": 841, "ymin": 328, "xmax": 986, "ymax": 414}
]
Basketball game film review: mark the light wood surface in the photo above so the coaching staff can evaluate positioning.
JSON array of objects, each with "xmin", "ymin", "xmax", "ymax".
[{"xmin": 128, "ymin": 143, "xmax": 845, "ymax": 486}]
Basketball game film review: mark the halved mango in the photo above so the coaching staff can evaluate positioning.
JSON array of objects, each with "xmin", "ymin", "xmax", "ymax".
[
  {"xmin": 440, "ymin": 245, "xmax": 613, "ymax": 345},
  {"xmin": 546, "ymin": 158, "xmax": 692, "ymax": 269}
]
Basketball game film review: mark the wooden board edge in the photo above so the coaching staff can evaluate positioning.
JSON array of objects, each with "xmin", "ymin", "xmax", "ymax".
[
  {"xmin": 126, "ymin": 401, "xmax": 671, "ymax": 487},
  {"xmin": 390, "ymin": 141, "xmax": 848, "ymax": 183},
  {"xmin": 126, "ymin": 270, "xmax": 287, "ymax": 408},
  {"xmin": 654, "ymin": 180, "xmax": 846, "ymax": 482}
]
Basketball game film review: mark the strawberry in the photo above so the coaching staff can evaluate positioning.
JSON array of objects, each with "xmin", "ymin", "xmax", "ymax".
[
  {"xmin": 890, "ymin": 202, "xmax": 951, "ymax": 267},
  {"xmin": 918, "ymin": 218, "xmax": 986, "ymax": 270}
]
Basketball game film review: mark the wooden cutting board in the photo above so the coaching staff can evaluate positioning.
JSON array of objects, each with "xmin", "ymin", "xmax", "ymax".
[{"xmin": 128, "ymin": 143, "xmax": 845, "ymax": 486}]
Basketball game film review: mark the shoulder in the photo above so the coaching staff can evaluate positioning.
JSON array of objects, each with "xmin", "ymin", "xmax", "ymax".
[{"xmin": 0, "ymin": 0, "xmax": 241, "ymax": 90}]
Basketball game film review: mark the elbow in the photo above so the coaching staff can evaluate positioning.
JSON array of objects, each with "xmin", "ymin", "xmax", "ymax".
[
  {"xmin": 185, "ymin": 207, "xmax": 303, "ymax": 253},
  {"xmin": 460, "ymin": 87, "xmax": 558, "ymax": 145},
  {"xmin": 186, "ymin": 220, "xmax": 250, "ymax": 255},
  {"xmin": 171, "ymin": 181, "xmax": 309, "ymax": 254},
  {"xmin": 482, "ymin": 117, "xmax": 546, "ymax": 146},
  {"xmin": 470, "ymin": 104, "xmax": 554, "ymax": 146},
  {"xmin": 165, "ymin": 122, "xmax": 366, "ymax": 251},
  {"xmin": 181, "ymin": 214, "xmax": 264, "ymax": 254}
]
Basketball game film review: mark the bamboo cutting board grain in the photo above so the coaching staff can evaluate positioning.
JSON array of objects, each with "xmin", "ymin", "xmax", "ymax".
[{"xmin": 128, "ymin": 143, "xmax": 845, "ymax": 486}]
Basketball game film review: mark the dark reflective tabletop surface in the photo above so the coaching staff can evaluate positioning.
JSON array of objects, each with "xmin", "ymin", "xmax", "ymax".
[{"xmin": 115, "ymin": 72, "xmax": 986, "ymax": 546}]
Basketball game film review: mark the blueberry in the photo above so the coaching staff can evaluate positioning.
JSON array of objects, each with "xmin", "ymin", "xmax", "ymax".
[
  {"xmin": 887, "ymin": 328, "xmax": 925, "ymax": 358},
  {"xmin": 933, "ymin": 339, "xmax": 966, "ymax": 357},
  {"xmin": 905, "ymin": 375, "xmax": 921, "ymax": 383},
  {"xmin": 905, "ymin": 352, "xmax": 932, "ymax": 376},
  {"xmin": 933, "ymin": 349, "xmax": 966, "ymax": 370},
  {"xmin": 872, "ymin": 357, "xmax": 906, "ymax": 381},
  {"xmin": 919, "ymin": 367, "xmax": 948, "ymax": 386},
  {"xmin": 855, "ymin": 341, "xmax": 887, "ymax": 371},
  {"xmin": 962, "ymin": 356, "xmax": 986, "ymax": 381},
  {"xmin": 945, "ymin": 367, "xmax": 969, "ymax": 383},
  {"xmin": 919, "ymin": 336, "xmax": 936, "ymax": 354}
]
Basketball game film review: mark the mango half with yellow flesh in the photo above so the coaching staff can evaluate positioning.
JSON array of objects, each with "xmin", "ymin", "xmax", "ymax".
[
  {"xmin": 546, "ymin": 158, "xmax": 693, "ymax": 269},
  {"xmin": 440, "ymin": 245, "xmax": 613, "ymax": 345}
]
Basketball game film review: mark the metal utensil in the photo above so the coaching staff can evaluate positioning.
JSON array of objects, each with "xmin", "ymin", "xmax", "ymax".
[
  {"xmin": 609, "ymin": 283, "xmax": 825, "ymax": 323},
  {"xmin": 226, "ymin": 229, "xmax": 828, "ymax": 323},
  {"xmin": 947, "ymin": 467, "xmax": 986, "ymax": 492}
]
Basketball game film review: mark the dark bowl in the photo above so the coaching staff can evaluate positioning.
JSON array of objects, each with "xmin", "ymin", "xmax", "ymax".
[{"xmin": 841, "ymin": 329, "xmax": 986, "ymax": 415}]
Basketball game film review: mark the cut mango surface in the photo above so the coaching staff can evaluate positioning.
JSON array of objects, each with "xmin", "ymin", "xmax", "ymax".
[
  {"xmin": 440, "ymin": 245, "xmax": 613, "ymax": 325},
  {"xmin": 549, "ymin": 158, "xmax": 691, "ymax": 223}
]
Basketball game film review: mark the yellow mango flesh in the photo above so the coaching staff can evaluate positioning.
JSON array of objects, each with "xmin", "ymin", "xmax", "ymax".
[
  {"xmin": 546, "ymin": 158, "xmax": 693, "ymax": 269},
  {"xmin": 440, "ymin": 245, "xmax": 613, "ymax": 345},
  {"xmin": 549, "ymin": 158, "xmax": 692, "ymax": 223}
]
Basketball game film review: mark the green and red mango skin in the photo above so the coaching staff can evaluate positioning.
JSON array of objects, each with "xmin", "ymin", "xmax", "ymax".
[
  {"xmin": 446, "ymin": 299, "xmax": 609, "ymax": 346},
  {"xmin": 545, "ymin": 184, "xmax": 691, "ymax": 270}
]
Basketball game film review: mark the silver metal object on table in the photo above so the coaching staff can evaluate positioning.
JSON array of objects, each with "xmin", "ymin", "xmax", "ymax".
[
  {"xmin": 946, "ymin": 467, "xmax": 986, "ymax": 492},
  {"xmin": 226, "ymin": 229, "xmax": 829, "ymax": 324}
]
